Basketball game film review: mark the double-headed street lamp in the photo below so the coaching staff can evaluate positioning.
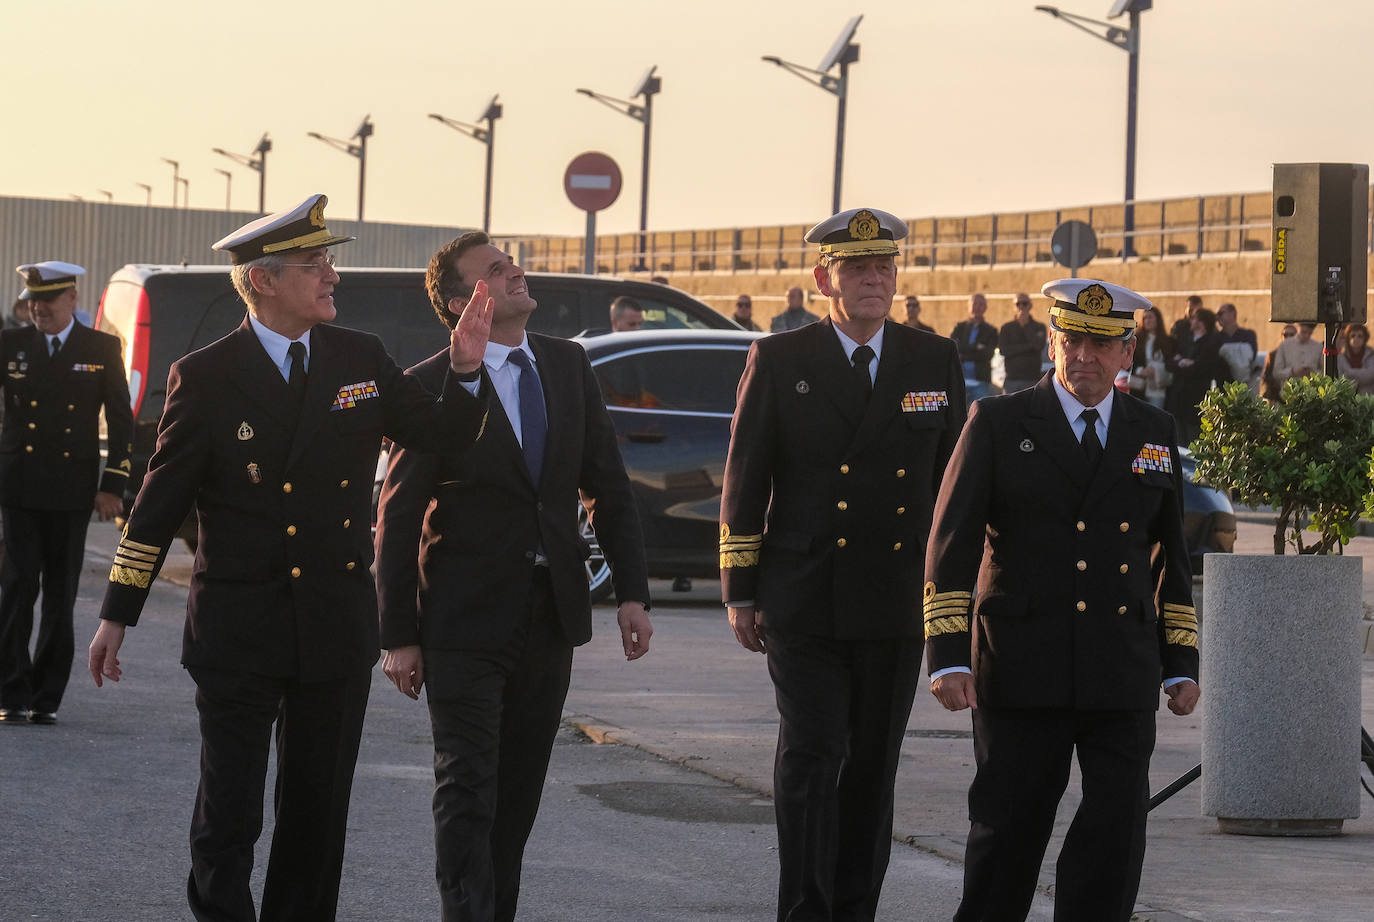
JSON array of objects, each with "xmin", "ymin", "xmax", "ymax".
[
  {"xmin": 309, "ymin": 116, "xmax": 374, "ymax": 221},
  {"xmin": 213, "ymin": 133, "xmax": 272, "ymax": 213},
  {"xmin": 1035, "ymin": 0, "xmax": 1150, "ymax": 259},
  {"xmin": 763, "ymin": 16, "xmax": 862, "ymax": 216},
  {"xmin": 429, "ymin": 95, "xmax": 503, "ymax": 233},
  {"xmin": 160, "ymin": 158, "xmax": 180, "ymax": 207},
  {"xmin": 577, "ymin": 66, "xmax": 661, "ymax": 270}
]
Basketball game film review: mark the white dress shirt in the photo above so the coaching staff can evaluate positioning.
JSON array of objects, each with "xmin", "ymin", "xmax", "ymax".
[{"xmin": 247, "ymin": 312, "xmax": 311, "ymax": 381}]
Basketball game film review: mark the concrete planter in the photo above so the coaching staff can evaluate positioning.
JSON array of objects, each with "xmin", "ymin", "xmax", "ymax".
[{"xmin": 1200, "ymin": 553, "xmax": 1364, "ymax": 835}]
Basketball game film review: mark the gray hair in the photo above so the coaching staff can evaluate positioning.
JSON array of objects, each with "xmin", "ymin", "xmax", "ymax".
[{"xmin": 230, "ymin": 253, "xmax": 288, "ymax": 309}]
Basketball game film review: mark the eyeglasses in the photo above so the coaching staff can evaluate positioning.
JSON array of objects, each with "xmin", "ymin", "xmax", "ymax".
[{"xmin": 280, "ymin": 253, "xmax": 337, "ymax": 272}]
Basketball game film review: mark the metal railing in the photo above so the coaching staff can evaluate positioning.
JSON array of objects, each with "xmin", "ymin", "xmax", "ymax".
[{"xmin": 509, "ymin": 189, "xmax": 1358, "ymax": 277}]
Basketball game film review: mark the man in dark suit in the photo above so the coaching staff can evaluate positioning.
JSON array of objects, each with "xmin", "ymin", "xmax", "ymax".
[
  {"xmin": 925, "ymin": 278, "xmax": 1201, "ymax": 922},
  {"xmin": 374, "ymin": 232, "xmax": 652, "ymax": 922},
  {"xmin": 87, "ymin": 194, "xmax": 496, "ymax": 922},
  {"xmin": 950, "ymin": 293, "xmax": 998, "ymax": 387},
  {"xmin": 0, "ymin": 261, "xmax": 131, "ymax": 724},
  {"xmin": 720, "ymin": 207, "xmax": 966, "ymax": 922}
]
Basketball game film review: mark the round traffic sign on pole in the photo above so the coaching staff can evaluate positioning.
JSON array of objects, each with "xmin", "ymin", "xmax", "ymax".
[
  {"xmin": 564, "ymin": 152, "xmax": 623, "ymax": 213},
  {"xmin": 1051, "ymin": 220, "xmax": 1098, "ymax": 275}
]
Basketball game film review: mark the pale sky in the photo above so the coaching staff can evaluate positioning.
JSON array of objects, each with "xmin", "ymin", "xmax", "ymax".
[{"xmin": 5, "ymin": 0, "xmax": 1370, "ymax": 236}]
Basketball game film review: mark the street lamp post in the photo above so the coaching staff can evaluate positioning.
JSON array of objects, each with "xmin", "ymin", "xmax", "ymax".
[
  {"xmin": 97, "ymin": 190, "xmax": 113, "ymax": 203},
  {"xmin": 160, "ymin": 157, "xmax": 180, "ymax": 207},
  {"xmin": 576, "ymin": 66, "xmax": 661, "ymax": 270},
  {"xmin": 429, "ymin": 95, "xmax": 503, "ymax": 233},
  {"xmin": 213, "ymin": 133, "xmax": 272, "ymax": 213},
  {"xmin": 763, "ymin": 16, "xmax": 863, "ymax": 215},
  {"xmin": 135, "ymin": 183, "xmax": 152, "ymax": 206},
  {"xmin": 1035, "ymin": 0, "xmax": 1150, "ymax": 259},
  {"xmin": 216, "ymin": 169, "xmax": 233, "ymax": 211},
  {"xmin": 178, "ymin": 177, "xmax": 190, "ymax": 209},
  {"xmin": 308, "ymin": 116, "xmax": 373, "ymax": 221}
]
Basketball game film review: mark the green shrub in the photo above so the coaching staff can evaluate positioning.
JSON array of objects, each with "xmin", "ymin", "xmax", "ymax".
[{"xmin": 1192, "ymin": 376, "xmax": 1374, "ymax": 554}]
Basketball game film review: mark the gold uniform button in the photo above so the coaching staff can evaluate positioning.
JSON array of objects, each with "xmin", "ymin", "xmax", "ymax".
[
  {"xmin": 339, "ymin": 479, "xmax": 349, "ymax": 488},
  {"xmin": 1118, "ymin": 605, "xmax": 1128, "ymax": 615},
  {"xmin": 836, "ymin": 538, "xmax": 847, "ymax": 548},
  {"xmin": 64, "ymin": 428, "xmax": 71, "ymax": 434},
  {"xmin": 290, "ymin": 567, "xmax": 301, "ymax": 578},
  {"xmin": 28, "ymin": 400, "xmax": 37, "ymax": 407},
  {"xmin": 343, "ymin": 518, "xmax": 351, "ymax": 529},
  {"xmin": 345, "ymin": 561, "xmax": 356, "ymax": 571},
  {"xmin": 1119, "ymin": 564, "xmax": 1129, "ymax": 574},
  {"xmin": 836, "ymin": 500, "xmax": 848, "ymax": 511},
  {"xmin": 1076, "ymin": 521, "xmax": 1086, "ymax": 532},
  {"xmin": 839, "ymin": 464, "xmax": 850, "ymax": 474},
  {"xmin": 62, "ymin": 451, "xmax": 70, "ymax": 459},
  {"xmin": 282, "ymin": 482, "xmax": 293, "ymax": 494},
  {"xmin": 67, "ymin": 404, "xmax": 74, "ymax": 411},
  {"xmin": 892, "ymin": 542, "xmax": 902, "ymax": 551},
  {"xmin": 26, "ymin": 422, "xmax": 35, "ymax": 430},
  {"xmin": 896, "ymin": 468, "xmax": 907, "ymax": 478},
  {"xmin": 1076, "ymin": 560, "xmax": 1087, "ymax": 571},
  {"xmin": 286, "ymin": 525, "xmax": 297, "ymax": 536},
  {"xmin": 1120, "ymin": 522, "xmax": 1130, "ymax": 532},
  {"xmin": 24, "ymin": 445, "xmax": 32, "ymax": 453},
  {"xmin": 896, "ymin": 506, "xmax": 906, "ymax": 515},
  {"xmin": 1076, "ymin": 601, "xmax": 1087, "ymax": 612}
]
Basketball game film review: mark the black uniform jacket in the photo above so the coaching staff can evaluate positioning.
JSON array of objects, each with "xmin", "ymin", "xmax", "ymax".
[
  {"xmin": 719, "ymin": 319, "xmax": 966, "ymax": 639},
  {"xmin": 0, "ymin": 323, "xmax": 133, "ymax": 510},
  {"xmin": 950, "ymin": 319, "xmax": 998, "ymax": 383},
  {"xmin": 923, "ymin": 375, "xmax": 1199, "ymax": 711},
  {"xmin": 375, "ymin": 334, "xmax": 649, "ymax": 653},
  {"xmin": 98, "ymin": 319, "xmax": 489, "ymax": 682}
]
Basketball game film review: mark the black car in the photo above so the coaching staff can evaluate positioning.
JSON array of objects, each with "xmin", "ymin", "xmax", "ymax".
[{"xmin": 95, "ymin": 264, "xmax": 738, "ymax": 544}]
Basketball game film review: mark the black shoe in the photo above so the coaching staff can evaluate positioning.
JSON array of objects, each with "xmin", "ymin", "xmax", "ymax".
[
  {"xmin": 672, "ymin": 576, "xmax": 692, "ymax": 592},
  {"xmin": 27, "ymin": 711, "xmax": 57, "ymax": 725},
  {"xmin": 0, "ymin": 707, "xmax": 29, "ymax": 723}
]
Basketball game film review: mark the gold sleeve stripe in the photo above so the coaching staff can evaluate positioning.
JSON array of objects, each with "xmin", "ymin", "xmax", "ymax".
[
  {"xmin": 118, "ymin": 537, "xmax": 162, "ymax": 555},
  {"xmin": 924, "ymin": 601, "xmax": 972, "ymax": 619},
  {"xmin": 925, "ymin": 590, "xmax": 972, "ymax": 603},
  {"xmin": 1165, "ymin": 628, "xmax": 1199, "ymax": 648},
  {"xmin": 109, "ymin": 565, "xmax": 152, "ymax": 589},
  {"xmin": 719, "ymin": 550, "xmax": 759, "ymax": 569},
  {"xmin": 1164, "ymin": 613, "xmax": 1199, "ymax": 628},
  {"xmin": 924, "ymin": 615, "xmax": 970, "ymax": 638},
  {"xmin": 114, "ymin": 547, "xmax": 158, "ymax": 563},
  {"xmin": 112, "ymin": 555, "xmax": 154, "ymax": 571},
  {"xmin": 720, "ymin": 541, "xmax": 763, "ymax": 553},
  {"xmin": 1162, "ymin": 603, "xmax": 1196, "ymax": 615},
  {"xmin": 103, "ymin": 467, "xmax": 131, "ymax": 478}
]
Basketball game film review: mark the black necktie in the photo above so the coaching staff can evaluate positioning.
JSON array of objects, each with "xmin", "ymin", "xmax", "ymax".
[
  {"xmin": 506, "ymin": 349, "xmax": 547, "ymax": 485},
  {"xmin": 287, "ymin": 341, "xmax": 308, "ymax": 404},
  {"xmin": 851, "ymin": 344, "xmax": 875, "ymax": 399},
  {"xmin": 50, "ymin": 336, "xmax": 61, "ymax": 357},
  {"xmin": 1080, "ymin": 408, "xmax": 1103, "ymax": 469}
]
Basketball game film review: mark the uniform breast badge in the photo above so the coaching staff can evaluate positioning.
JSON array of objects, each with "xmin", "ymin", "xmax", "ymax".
[
  {"xmin": 1131, "ymin": 442, "xmax": 1173, "ymax": 474},
  {"xmin": 237, "ymin": 422, "xmax": 254, "ymax": 441},
  {"xmin": 1019, "ymin": 438, "xmax": 1034, "ymax": 452},
  {"xmin": 247, "ymin": 462, "xmax": 262, "ymax": 484},
  {"xmin": 901, "ymin": 391, "xmax": 949, "ymax": 412},
  {"xmin": 795, "ymin": 380, "xmax": 810, "ymax": 394}
]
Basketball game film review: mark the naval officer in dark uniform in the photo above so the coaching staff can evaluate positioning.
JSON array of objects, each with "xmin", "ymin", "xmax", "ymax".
[
  {"xmin": 87, "ymin": 194, "xmax": 496, "ymax": 922},
  {"xmin": 0, "ymin": 261, "xmax": 132, "ymax": 724},
  {"xmin": 924, "ymin": 278, "xmax": 1201, "ymax": 922},
  {"xmin": 720, "ymin": 207, "xmax": 966, "ymax": 922}
]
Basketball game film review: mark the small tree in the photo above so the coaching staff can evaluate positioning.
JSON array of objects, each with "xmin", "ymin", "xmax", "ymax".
[{"xmin": 1192, "ymin": 376, "xmax": 1374, "ymax": 555}]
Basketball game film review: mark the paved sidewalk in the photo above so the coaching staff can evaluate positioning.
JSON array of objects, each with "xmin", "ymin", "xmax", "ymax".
[{"xmin": 565, "ymin": 519, "xmax": 1374, "ymax": 922}]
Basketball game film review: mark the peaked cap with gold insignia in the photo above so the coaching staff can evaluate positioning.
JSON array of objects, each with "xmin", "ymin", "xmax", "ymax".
[
  {"xmin": 212, "ymin": 193, "xmax": 356, "ymax": 264},
  {"xmin": 16, "ymin": 261, "xmax": 84, "ymax": 301},
  {"xmin": 1042, "ymin": 278, "xmax": 1149, "ymax": 340},
  {"xmin": 805, "ymin": 207, "xmax": 907, "ymax": 260}
]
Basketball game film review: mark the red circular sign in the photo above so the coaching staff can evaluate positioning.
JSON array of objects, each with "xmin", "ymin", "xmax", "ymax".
[{"xmin": 564, "ymin": 152, "xmax": 623, "ymax": 213}]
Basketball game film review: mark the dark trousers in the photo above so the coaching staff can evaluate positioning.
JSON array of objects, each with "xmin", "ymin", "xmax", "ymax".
[
  {"xmin": 423, "ymin": 568, "xmax": 573, "ymax": 922},
  {"xmin": 184, "ymin": 665, "xmax": 371, "ymax": 922},
  {"xmin": 766, "ymin": 628, "xmax": 923, "ymax": 922},
  {"xmin": 0, "ymin": 506, "xmax": 90, "ymax": 713},
  {"xmin": 954, "ymin": 706, "xmax": 1156, "ymax": 922}
]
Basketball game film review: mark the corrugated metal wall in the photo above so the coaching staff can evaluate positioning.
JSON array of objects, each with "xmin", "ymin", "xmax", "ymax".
[{"xmin": 0, "ymin": 195, "xmax": 477, "ymax": 316}]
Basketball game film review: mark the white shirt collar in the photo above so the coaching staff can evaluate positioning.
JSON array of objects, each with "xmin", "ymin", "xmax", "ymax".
[
  {"xmin": 46, "ymin": 317, "xmax": 76, "ymax": 348},
  {"xmin": 1051, "ymin": 374, "xmax": 1114, "ymax": 435},
  {"xmin": 832, "ymin": 322, "xmax": 885, "ymax": 364},
  {"xmin": 482, "ymin": 334, "xmax": 536, "ymax": 371},
  {"xmin": 247, "ymin": 312, "xmax": 311, "ymax": 378}
]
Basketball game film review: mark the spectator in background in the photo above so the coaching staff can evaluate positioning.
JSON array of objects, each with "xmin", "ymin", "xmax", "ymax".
[
  {"xmin": 997, "ymin": 292, "xmax": 1047, "ymax": 393},
  {"xmin": 731, "ymin": 294, "xmax": 761, "ymax": 331},
  {"xmin": 1215, "ymin": 302, "xmax": 1259, "ymax": 391},
  {"xmin": 1260, "ymin": 324, "xmax": 1297, "ymax": 403},
  {"xmin": 6, "ymin": 299, "xmax": 31, "ymax": 328},
  {"xmin": 1169, "ymin": 294, "xmax": 1203, "ymax": 355},
  {"xmin": 770, "ymin": 285, "xmax": 820, "ymax": 333},
  {"xmin": 901, "ymin": 295, "xmax": 935, "ymax": 333},
  {"xmin": 1129, "ymin": 305, "xmax": 1174, "ymax": 408},
  {"xmin": 609, "ymin": 295, "xmax": 644, "ymax": 332},
  {"xmin": 649, "ymin": 275, "xmax": 669, "ymax": 285},
  {"xmin": 1167, "ymin": 307, "xmax": 1225, "ymax": 444},
  {"xmin": 1272, "ymin": 322, "xmax": 1324, "ymax": 388},
  {"xmin": 950, "ymin": 293, "xmax": 998, "ymax": 387},
  {"xmin": 1337, "ymin": 323, "xmax": 1374, "ymax": 394}
]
